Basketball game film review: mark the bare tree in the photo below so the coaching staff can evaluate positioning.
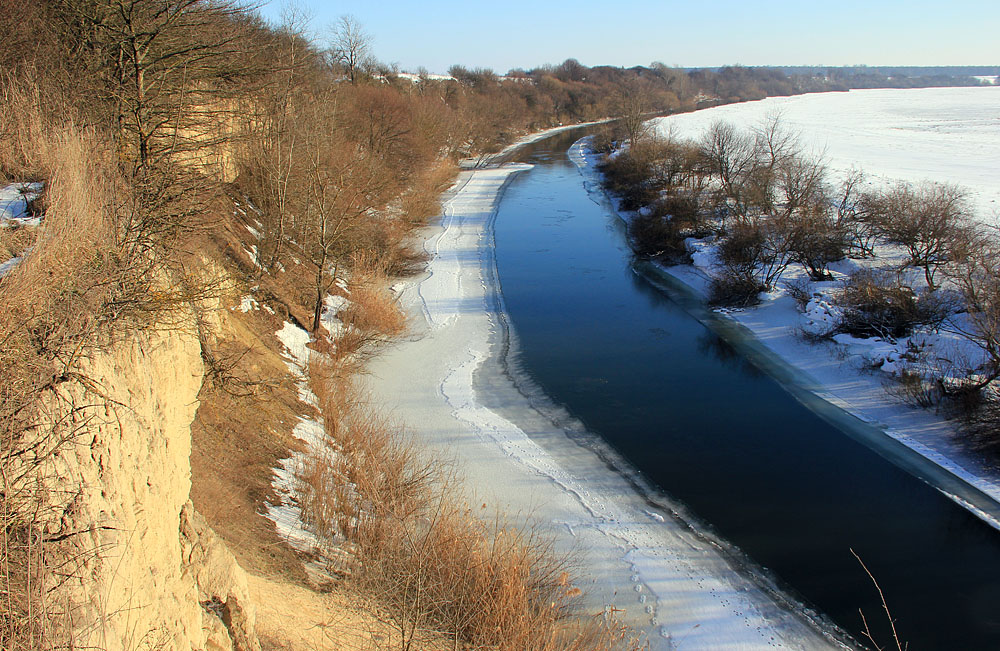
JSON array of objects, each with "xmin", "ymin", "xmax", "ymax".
[
  {"xmin": 296, "ymin": 99, "xmax": 391, "ymax": 332},
  {"xmin": 617, "ymin": 84, "xmax": 652, "ymax": 146},
  {"xmin": 71, "ymin": 0, "xmax": 258, "ymax": 255},
  {"xmin": 875, "ymin": 181, "xmax": 972, "ymax": 290},
  {"xmin": 945, "ymin": 230, "xmax": 1000, "ymax": 389},
  {"xmin": 744, "ymin": 114, "xmax": 800, "ymax": 218},
  {"xmin": 702, "ymin": 116, "xmax": 800, "ymax": 226},
  {"xmin": 783, "ymin": 211, "xmax": 848, "ymax": 281},
  {"xmin": 701, "ymin": 121, "xmax": 758, "ymax": 223},
  {"xmin": 329, "ymin": 14, "xmax": 372, "ymax": 85},
  {"xmin": 235, "ymin": 7, "xmax": 318, "ymax": 273},
  {"xmin": 771, "ymin": 153, "xmax": 848, "ymax": 280},
  {"xmin": 835, "ymin": 170, "xmax": 881, "ymax": 258},
  {"xmin": 351, "ymin": 86, "xmax": 414, "ymax": 161}
]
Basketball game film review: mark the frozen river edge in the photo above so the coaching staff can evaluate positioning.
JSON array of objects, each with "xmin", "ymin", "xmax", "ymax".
[{"xmin": 364, "ymin": 128, "xmax": 850, "ymax": 650}]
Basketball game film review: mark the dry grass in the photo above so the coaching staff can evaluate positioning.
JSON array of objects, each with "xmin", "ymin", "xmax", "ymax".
[
  {"xmin": 325, "ymin": 252, "xmax": 407, "ymax": 368},
  {"xmin": 0, "ymin": 223, "xmax": 37, "ymax": 265},
  {"xmin": 189, "ymin": 324, "xmax": 313, "ymax": 583},
  {"xmin": 399, "ymin": 160, "xmax": 456, "ymax": 227},
  {"xmin": 0, "ymin": 509, "xmax": 46, "ymax": 651},
  {"xmin": 0, "ymin": 78, "xmax": 120, "ymax": 651},
  {"xmin": 361, "ymin": 159, "xmax": 455, "ymax": 280},
  {"xmin": 299, "ymin": 354, "xmax": 642, "ymax": 651}
]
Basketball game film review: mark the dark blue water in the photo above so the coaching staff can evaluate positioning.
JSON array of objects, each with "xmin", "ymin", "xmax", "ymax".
[{"xmin": 493, "ymin": 131, "xmax": 1000, "ymax": 649}]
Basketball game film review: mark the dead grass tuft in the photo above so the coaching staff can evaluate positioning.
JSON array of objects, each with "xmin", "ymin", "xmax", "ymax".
[
  {"xmin": 299, "ymin": 355, "xmax": 643, "ymax": 650},
  {"xmin": 399, "ymin": 160, "xmax": 456, "ymax": 227},
  {"xmin": 337, "ymin": 252, "xmax": 407, "ymax": 347}
]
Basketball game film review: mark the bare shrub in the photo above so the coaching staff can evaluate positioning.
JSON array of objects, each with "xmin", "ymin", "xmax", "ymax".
[
  {"xmin": 785, "ymin": 209, "xmax": 849, "ymax": 280},
  {"xmin": 708, "ymin": 269, "xmax": 767, "ymax": 307},
  {"xmin": 874, "ymin": 182, "xmax": 973, "ymax": 290},
  {"xmin": 785, "ymin": 279, "xmax": 814, "ymax": 311},
  {"xmin": 629, "ymin": 212, "xmax": 691, "ymax": 262},
  {"xmin": 599, "ymin": 147, "xmax": 663, "ymax": 211},
  {"xmin": 653, "ymin": 194, "xmax": 705, "ymax": 230},
  {"xmin": 835, "ymin": 171, "xmax": 881, "ymax": 259},
  {"xmin": 589, "ymin": 128, "xmax": 617, "ymax": 155},
  {"xmin": 956, "ymin": 387, "xmax": 1000, "ymax": 455},
  {"xmin": 338, "ymin": 252, "xmax": 406, "ymax": 342},
  {"xmin": 886, "ymin": 367, "xmax": 942, "ymax": 409},
  {"xmin": 714, "ymin": 218, "xmax": 795, "ymax": 294},
  {"xmin": 944, "ymin": 233, "xmax": 1000, "ymax": 392},
  {"xmin": 833, "ymin": 269, "xmax": 950, "ymax": 340},
  {"xmin": 398, "ymin": 160, "xmax": 456, "ymax": 227}
]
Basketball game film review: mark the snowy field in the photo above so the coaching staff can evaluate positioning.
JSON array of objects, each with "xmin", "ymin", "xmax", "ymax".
[{"xmin": 651, "ymin": 87, "xmax": 1000, "ymax": 220}]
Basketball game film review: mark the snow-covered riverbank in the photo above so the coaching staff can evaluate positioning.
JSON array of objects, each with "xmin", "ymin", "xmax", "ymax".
[
  {"xmin": 571, "ymin": 132, "xmax": 1000, "ymax": 533},
  {"xmin": 363, "ymin": 157, "xmax": 845, "ymax": 649}
]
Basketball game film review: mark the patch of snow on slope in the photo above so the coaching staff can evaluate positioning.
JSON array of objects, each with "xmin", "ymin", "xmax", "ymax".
[
  {"xmin": 0, "ymin": 255, "xmax": 24, "ymax": 279},
  {"xmin": 236, "ymin": 295, "xmax": 258, "ymax": 312},
  {"xmin": 321, "ymin": 294, "xmax": 350, "ymax": 338},
  {"xmin": 267, "ymin": 321, "xmax": 327, "ymax": 558},
  {"xmin": 0, "ymin": 182, "xmax": 43, "ymax": 227}
]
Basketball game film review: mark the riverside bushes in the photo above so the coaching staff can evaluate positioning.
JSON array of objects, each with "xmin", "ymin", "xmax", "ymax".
[
  {"xmin": 834, "ymin": 270, "xmax": 952, "ymax": 339},
  {"xmin": 629, "ymin": 211, "xmax": 690, "ymax": 261},
  {"xmin": 599, "ymin": 115, "xmax": 1000, "ymax": 435}
]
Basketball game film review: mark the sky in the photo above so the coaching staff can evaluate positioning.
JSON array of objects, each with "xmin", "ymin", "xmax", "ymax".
[{"xmin": 255, "ymin": 0, "xmax": 999, "ymax": 75}]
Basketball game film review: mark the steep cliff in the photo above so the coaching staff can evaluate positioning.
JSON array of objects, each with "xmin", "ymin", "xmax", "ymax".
[{"xmin": 22, "ymin": 310, "xmax": 261, "ymax": 651}]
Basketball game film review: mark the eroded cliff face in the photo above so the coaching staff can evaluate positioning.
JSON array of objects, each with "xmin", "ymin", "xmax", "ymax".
[{"xmin": 23, "ymin": 311, "xmax": 260, "ymax": 651}]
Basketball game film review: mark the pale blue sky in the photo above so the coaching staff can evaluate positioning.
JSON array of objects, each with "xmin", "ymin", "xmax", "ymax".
[{"xmin": 256, "ymin": 1, "xmax": 999, "ymax": 74}]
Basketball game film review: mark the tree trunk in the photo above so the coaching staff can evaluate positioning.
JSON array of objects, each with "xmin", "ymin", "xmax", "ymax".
[
  {"xmin": 924, "ymin": 264, "xmax": 937, "ymax": 291},
  {"xmin": 312, "ymin": 262, "xmax": 324, "ymax": 332}
]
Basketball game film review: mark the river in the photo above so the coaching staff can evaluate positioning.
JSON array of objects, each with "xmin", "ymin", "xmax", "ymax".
[{"xmin": 488, "ymin": 128, "xmax": 1000, "ymax": 649}]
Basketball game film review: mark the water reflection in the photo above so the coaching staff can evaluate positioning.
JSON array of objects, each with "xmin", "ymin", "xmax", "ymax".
[{"xmin": 697, "ymin": 331, "xmax": 765, "ymax": 378}]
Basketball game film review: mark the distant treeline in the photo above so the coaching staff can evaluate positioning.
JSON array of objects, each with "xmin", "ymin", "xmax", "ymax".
[
  {"xmin": 433, "ymin": 60, "xmax": 994, "ymax": 129},
  {"xmin": 674, "ymin": 64, "xmax": 997, "ymax": 92},
  {"xmin": 771, "ymin": 65, "xmax": 999, "ymax": 78}
]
